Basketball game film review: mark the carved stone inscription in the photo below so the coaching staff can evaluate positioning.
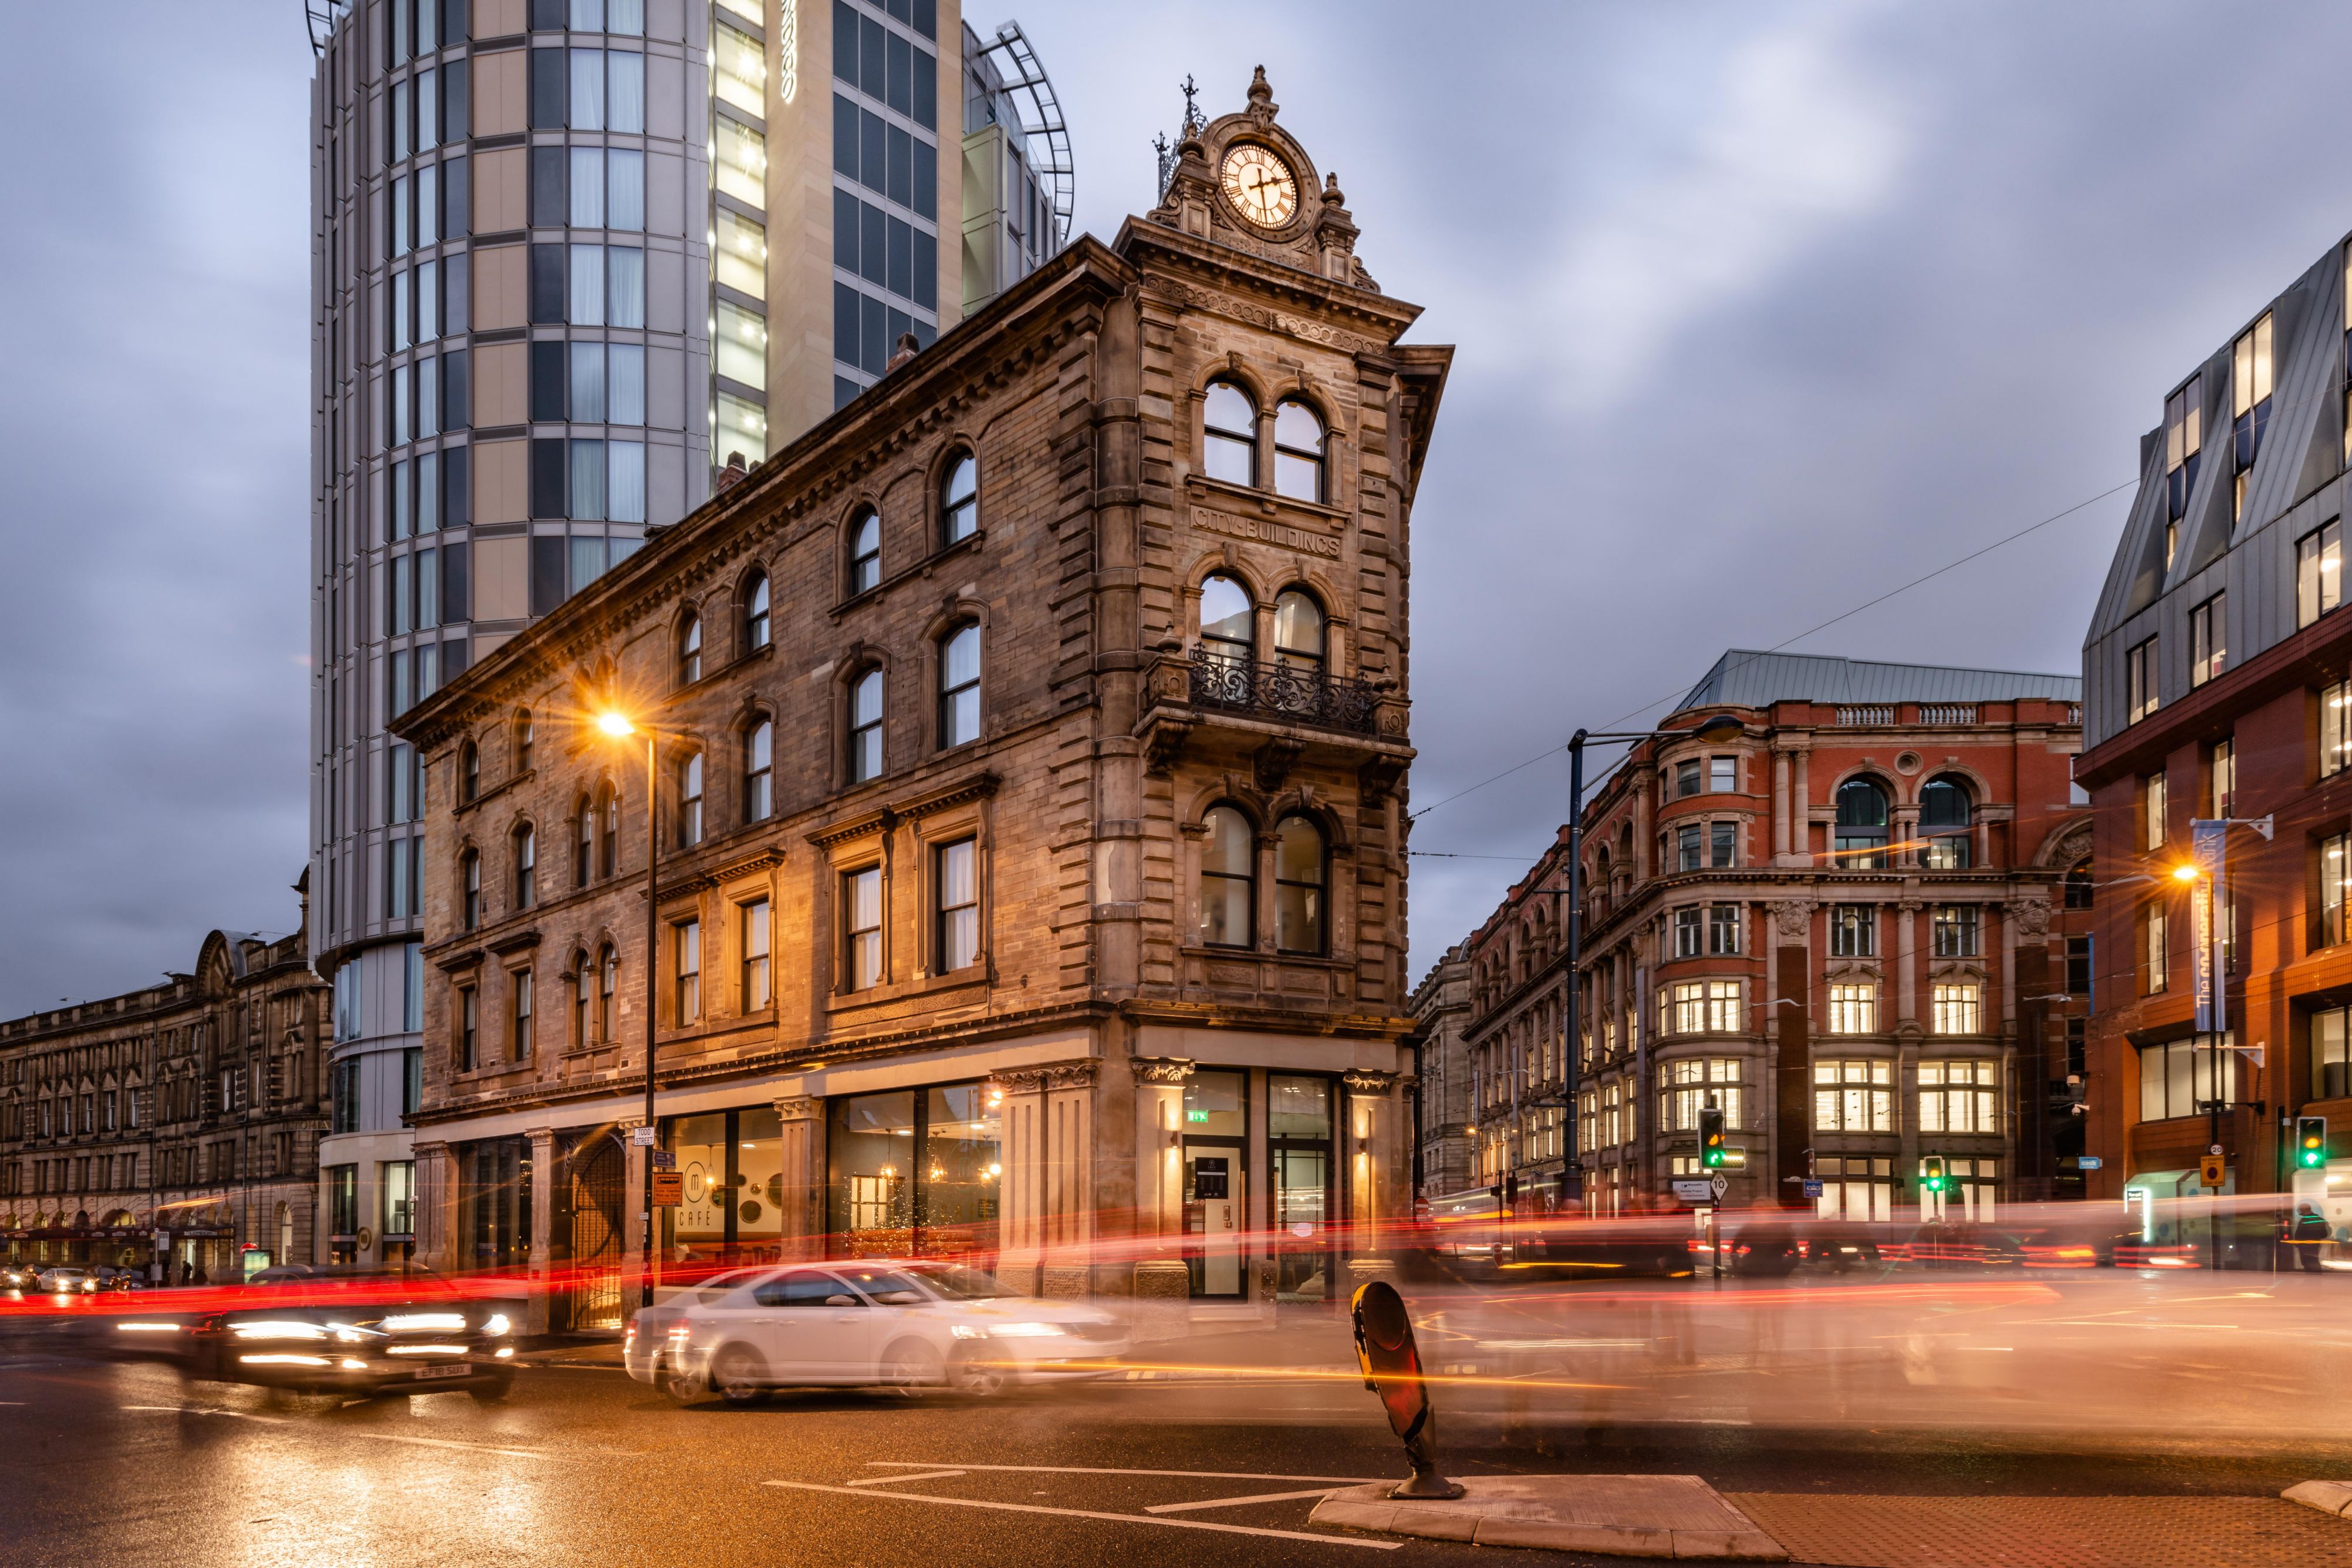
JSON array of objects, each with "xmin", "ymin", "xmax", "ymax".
[{"xmin": 1190, "ymin": 504, "xmax": 1342, "ymax": 559}]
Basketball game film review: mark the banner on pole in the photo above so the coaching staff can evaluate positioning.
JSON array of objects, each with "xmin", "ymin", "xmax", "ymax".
[{"xmin": 2192, "ymin": 820, "xmax": 2227, "ymax": 1034}]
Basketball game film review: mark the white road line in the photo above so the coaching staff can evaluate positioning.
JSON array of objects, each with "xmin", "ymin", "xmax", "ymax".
[
  {"xmin": 864, "ymin": 1460, "xmax": 1389, "ymax": 1483},
  {"xmin": 121, "ymin": 1403, "xmax": 561, "ymax": 1460},
  {"xmin": 846, "ymin": 1469, "xmax": 968, "ymax": 1487},
  {"xmin": 1145, "ymin": 1487, "xmax": 1343, "ymax": 1514},
  {"xmin": 764, "ymin": 1479, "xmax": 1399, "ymax": 1549}
]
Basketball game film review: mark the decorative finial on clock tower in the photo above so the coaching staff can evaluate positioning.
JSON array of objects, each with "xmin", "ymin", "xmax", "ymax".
[
  {"xmin": 1246, "ymin": 65, "xmax": 1278, "ymax": 126},
  {"xmin": 1180, "ymin": 73, "xmax": 1202, "ymax": 139}
]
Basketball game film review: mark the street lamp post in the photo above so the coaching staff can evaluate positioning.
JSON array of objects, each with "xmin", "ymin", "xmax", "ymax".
[
  {"xmin": 598, "ymin": 712, "xmax": 660, "ymax": 1308},
  {"xmin": 2178, "ymin": 813, "xmax": 2273, "ymax": 1270}
]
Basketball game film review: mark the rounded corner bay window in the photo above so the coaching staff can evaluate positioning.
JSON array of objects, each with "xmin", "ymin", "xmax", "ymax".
[
  {"xmin": 1202, "ymin": 380, "xmax": 1257, "ymax": 486},
  {"xmin": 1834, "ymin": 778, "xmax": 1889, "ymax": 868},
  {"xmin": 1201, "ymin": 805, "xmax": 1255, "ymax": 948},
  {"xmin": 1274, "ymin": 814, "xmax": 1327, "ymax": 955}
]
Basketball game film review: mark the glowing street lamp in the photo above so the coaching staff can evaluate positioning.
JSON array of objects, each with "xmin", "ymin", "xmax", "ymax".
[{"xmin": 596, "ymin": 708, "xmax": 661, "ymax": 1307}]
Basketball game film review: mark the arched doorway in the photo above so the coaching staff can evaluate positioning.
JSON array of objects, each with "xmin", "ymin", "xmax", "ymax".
[{"xmin": 559, "ymin": 1131, "xmax": 626, "ymax": 1331}]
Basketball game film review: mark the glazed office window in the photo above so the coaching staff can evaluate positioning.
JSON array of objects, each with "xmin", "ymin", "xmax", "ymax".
[
  {"xmin": 1931, "ymin": 905, "xmax": 1978, "ymax": 959},
  {"xmin": 513, "ymin": 824, "xmax": 536, "ymax": 910},
  {"xmin": 1661, "ymin": 979, "xmax": 1740, "ymax": 1036},
  {"xmin": 2324, "ymin": 681, "xmax": 2352, "ymax": 779},
  {"xmin": 460, "ymin": 849, "xmax": 481, "ymax": 930},
  {"xmin": 843, "ymin": 869, "xmax": 883, "ymax": 991},
  {"xmin": 940, "ymin": 452, "xmax": 978, "ymax": 545},
  {"xmin": 2140, "ymin": 1035, "xmax": 2235, "ymax": 1121},
  {"xmin": 2231, "ymin": 312, "xmax": 2273, "ymax": 521},
  {"xmin": 2126, "ymin": 637, "xmax": 2158, "ymax": 725},
  {"xmin": 1709, "ymin": 821, "xmax": 1736, "ymax": 868},
  {"xmin": 1833, "ymin": 779, "xmax": 1889, "ymax": 867},
  {"xmin": 2312, "ymin": 1007, "xmax": 2352, "ymax": 1100},
  {"xmin": 2143, "ymin": 901, "xmax": 2169, "ymax": 991},
  {"xmin": 934, "ymin": 838, "xmax": 978, "ymax": 972},
  {"xmin": 714, "ymin": 115, "xmax": 766, "ymax": 206},
  {"xmin": 1709, "ymin": 755, "xmax": 1738, "ymax": 793},
  {"xmin": 848, "ymin": 667, "xmax": 885, "ymax": 783},
  {"xmin": 1919, "ymin": 775, "xmax": 1972, "ymax": 868},
  {"xmin": 510, "ymin": 968, "xmax": 534, "ymax": 1060},
  {"xmin": 1917, "ymin": 1060, "xmax": 1997, "ymax": 1133},
  {"xmin": 938, "ymin": 623, "xmax": 980, "ymax": 747},
  {"xmin": 2164, "ymin": 373, "xmax": 2202, "ymax": 531},
  {"xmin": 2143, "ymin": 771, "xmax": 2167, "ymax": 851},
  {"xmin": 2211, "ymin": 737, "xmax": 2236, "ymax": 820},
  {"xmin": 1814, "ymin": 1058, "xmax": 1893, "ymax": 1131},
  {"xmin": 1675, "ymin": 759, "xmax": 1702, "ymax": 798},
  {"xmin": 1200, "ymin": 805, "xmax": 1255, "ymax": 949},
  {"xmin": 2323, "ymin": 833, "xmax": 2352, "ymax": 949},
  {"xmin": 676, "ymin": 752, "xmax": 703, "ymax": 847},
  {"xmin": 1708, "ymin": 903, "xmax": 1740, "ymax": 956},
  {"xmin": 849, "ymin": 510, "xmax": 882, "ymax": 595},
  {"xmin": 1826, "ymin": 983, "xmax": 1876, "ymax": 1035},
  {"xmin": 1272, "ymin": 400, "xmax": 1324, "ymax": 503},
  {"xmin": 1202, "ymin": 380, "xmax": 1257, "ymax": 486},
  {"xmin": 1830, "ymin": 904, "xmax": 1875, "ymax": 957},
  {"xmin": 716, "ymin": 206, "xmax": 767, "ymax": 299},
  {"xmin": 1200, "ymin": 573, "xmax": 1254, "ymax": 664},
  {"xmin": 1274, "ymin": 815, "xmax": 1327, "ymax": 955},
  {"xmin": 457, "ymin": 986, "xmax": 478, "ymax": 1070},
  {"xmin": 713, "ymin": 18, "xmax": 764, "ymax": 115},
  {"xmin": 1673, "ymin": 906, "xmax": 1702, "ymax": 958},
  {"xmin": 742, "ymin": 571, "xmax": 770, "ymax": 653},
  {"xmin": 1658, "ymin": 1057, "xmax": 1741, "ymax": 1132},
  {"xmin": 676, "ymin": 614, "xmax": 703, "ymax": 686},
  {"xmin": 1675, "ymin": 823, "xmax": 1702, "ymax": 871},
  {"xmin": 2298, "ymin": 521, "xmax": 2343, "ymax": 628},
  {"xmin": 672, "ymin": 919, "xmax": 700, "ymax": 1025},
  {"xmin": 717, "ymin": 298, "xmax": 766, "ymax": 389},
  {"xmin": 2189, "ymin": 594, "xmax": 2225, "ymax": 689},
  {"xmin": 1273, "ymin": 590, "xmax": 1325, "ymax": 672},
  {"xmin": 1930, "ymin": 982, "xmax": 1980, "ymax": 1035},
  {"xmin": 744, "ymin": 718, "xmax": 773, "ymax": 823},
  {"xmin": 741, "ymin": 898, "xmax": 771, "ymax": 1012}
]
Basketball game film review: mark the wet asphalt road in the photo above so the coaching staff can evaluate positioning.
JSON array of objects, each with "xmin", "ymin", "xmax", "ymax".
[{"xmin": 5, "ymin": 1289, "xmax": 2352, "ymax": 1568}]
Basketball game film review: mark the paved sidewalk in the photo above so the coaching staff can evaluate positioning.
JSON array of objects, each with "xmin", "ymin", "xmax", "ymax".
[{"xmin": 1728, "ymin": 1493, "xmax": 2352, "ymax": 1568}]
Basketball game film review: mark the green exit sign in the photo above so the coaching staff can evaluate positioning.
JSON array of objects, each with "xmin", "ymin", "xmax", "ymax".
[{"xmin": 1187, "ymin": 1111, "xmax": 1209, "ymax": 1123}]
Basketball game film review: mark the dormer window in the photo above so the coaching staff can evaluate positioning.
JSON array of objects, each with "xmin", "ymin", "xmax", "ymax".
[{"xmin": 2232, "ymin": 313, "xmax": 2273, "ymax": 520}]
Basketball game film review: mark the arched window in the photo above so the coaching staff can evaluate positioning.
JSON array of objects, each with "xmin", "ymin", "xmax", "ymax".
[
  {"xmin": 570, "ymin": 951, "xmax": 590, "ymax": 1048},
  {"xmin": 1834, "ymin": 778, "xmax": 1890, "ymax": 870},
  {"xmin": 460, "ymin": 849, "xmax": 482, "ymax": 930},
  {"xmin": 1920, "ymin": 775, "xmax": 1974, "ymax": 869},
  {"xmin": 676, "ymin": 751, "xmax": 704, "ymax": 847},
  {"xmin": 1200, "ymin": 573, "xmax": 1254, "ymax": 666},
  {"xmin": 941, "ymin": 451, "xmax": 978, "ymax": 544},
  {"xmin": 676, "ymin": 613, "xmax": 703, "ymax": 686},
  {"xmin": 1273, "ymin": 400, "xmax": 1325, "ymax": 503},
  {"xmin": 1202, "ymin": 380, "xmax": 1257, "ymax": 486},
  {"xmin": 939, "ymin": 623, "xmax": 981, "ymax": 747},
  {"xmin": 597, "ymin": 783, "xmax": 618, "ymax": 879},
  {"xmin": 459, "ymin": 741, "xmax": 480, "ymax": 804},
  {"xmin": 513, "ymin": 709, "xmax": 534, "ymax": 774},
  {"xmin": 849, "ymin": 666, "xmax": 884, "ymax": 783},
  {"xmin": 1274, "ymin": 815, "xmax": 1327, "ymax": 954},
  {"xmin": 1273, "ymin": 589, "xmax": 1325, "ymax": 671},
  {"xmin": 574, "ymin": 795, "xmax": 594, "ymax": 888},
  {"xmin": 596, "ymin": 943, "xmax": 618, "ymax": 1041},
  {"xmin": 744, "ymin": 717, "xmax": 773, "ymax": 822},
  {"xmin": 849, "ymin": 509, "xmax": 881, "ymax": 595},
  {"xmin": 742, "ymin": 570, "xmax": 770, "ymax": 653},
  {"xmin": 1201, "ymin": 805, "xmax": 1255, "ymax": 948},
  {"xmin": 513, "ymin": 824, "xmax": 536, "ymax": 910}
]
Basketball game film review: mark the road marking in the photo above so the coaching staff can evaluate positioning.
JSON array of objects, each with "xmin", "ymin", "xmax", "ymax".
[
  {"xmin": 846, "ymin": 1469, "xmax": 968, "ymax": 1487},
  {"xmin": 864, "ymin": 1461, "xmax": 1389, "ymax": 1483},
  {"xmin": 765, "ymin": 1479, "xmax": 1399, "ymax": 1549},
  {"xmin": 1145, "ymin": 1488, "xmax": 1343, "ymax": 1514},
  {"xmin": 122, "ymin": 1404, "xmax": 561, "ymax": 1460}
]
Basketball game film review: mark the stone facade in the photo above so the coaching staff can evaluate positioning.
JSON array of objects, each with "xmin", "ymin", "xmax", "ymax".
[
  {"xmin": 1408, "ymin": 944, "xmax": 1475, "ymax": 1200},
  {"xmin": 392, "ymin": 71, "xmax": 1450, "ymax": 1323},
  {"xmin": 1437, "ymin": 652, "xmax": 2089, "ymax": 1222},
  {"xmin": 0, "ymin": 905, "xmax": 330, "ymax": 1281}
]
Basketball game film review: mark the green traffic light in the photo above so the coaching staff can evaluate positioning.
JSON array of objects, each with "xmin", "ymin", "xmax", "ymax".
[{"xmin": 2298, "ymin": 1116, "xmax": 2328, "ymax": 1170}]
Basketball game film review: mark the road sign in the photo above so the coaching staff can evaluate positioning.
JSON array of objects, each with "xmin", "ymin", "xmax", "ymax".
[
  {"xmin": 630, "ymin": 1126, "xmax": 656, "ymax": 1146},
  {"xmin": 651, "ymin": 1171, "xmax": 684, "ymax": 1206},
  {"xmin": 1801, "ymin": 1179, "xmax": 1823, "ymax": 1199},
  {"xmin": 1671, "ymin": 1179, "xmax": 1712, "ymax": 1202},
  {"xmin": 2199, "ymin": 1153, "xmax": 2226, "ymax": 1189},
  {"xmin": 649, "ymin": 1148, "xmax": 676, "ymax": 1170},
  {"xmin": 2077, "ymin": 1156, "xmax": 2102, "ymax": 1170},
  {"xmin": 1710, "ymin": 1174, "xmax": 1728, "ymax": 1199}
]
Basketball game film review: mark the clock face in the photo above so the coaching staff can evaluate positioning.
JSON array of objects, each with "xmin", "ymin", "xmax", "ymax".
[{"xmin": 1220, "ymin": 144, "xmax": 1299, "ymax": 228}]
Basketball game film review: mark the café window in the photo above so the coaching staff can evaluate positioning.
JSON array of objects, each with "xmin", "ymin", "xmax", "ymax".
[
  {"xmin": 664, "ymin": 1105, "xmax": 784, "ymax": 1266},
  {"xmin": 826, "ymin": 1084, "xmax": 1002, "ymax": 1258}
]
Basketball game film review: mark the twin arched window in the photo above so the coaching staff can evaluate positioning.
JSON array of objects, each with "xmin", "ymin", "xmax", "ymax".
[
  {"xmin": 1202, "ymin": 380, "xmax": 1327, "ymax": 503},
  {"xmin": 676, "ymin": 751, "xmax": 704, "ymax": 847},
  {"xmin": 848, "ymin": 666, "xmax": 884, "ymax": 784},
  {"xmin": 940, "ymin": 623, "xmax": 981, "ymax": 747},
  {"xmin": 942, "ymin": 451, "xmax": 978, "ymax": 544},
  {"xmin": 1920, "ymin": 775, "xmax": 1974, "ymax": 869},
  {"xmin": 1834, "ymin": 778, "xmax": 1890, "ymax": 868},
  {"xmin": 742, "ymin": 570, "xmax": 770, "ymax": 653},
  {"xmin": 1200, "ymin": 805, "xmax": 1329, "ymax": 954},
  {"xmin": 676, "ymin": 612, "xmax": 703, "ymax": 686},
  {"xmin": 744, "ymin": 717, "xmax": 773, "ymax": 822},
  {"xmin": 596, "ymin": 943, "xmax": 618, "ymax": 1041},
  {"xmin": 1198, "ymin": 572, "xmax": 1325, "ymax": 673},
  {"xmin": 849, "ymin": 509, "xmax": 881, "ymax": 595}
]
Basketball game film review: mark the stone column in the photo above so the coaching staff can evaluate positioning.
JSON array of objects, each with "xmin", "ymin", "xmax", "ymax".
[
  {"xmin": 1343, "ymin": 1069, "xmax": 1401, "ymax": 1289},
  {"xmin": 774, "ymin": 1096, "xmax": 825, "ymax": 1262},
  {"xmin": 991, "ymin": 1068, "xmax": 1047, "ymax": 1296},
  {"xmin": 1042, "ymin": 1061, "xmax": 1098, "ymax": 1299},
  {"xmin": 1792, "ymin": 749, "xmax": 1812, "ymax": 862},
  {"xmin": 1130, "ymin": 1057, "xmax": 1193, "ymax": 1340},
  {"xmin": 524, "ymin": 1127, "xmax": 556, "ymax": 1335},
  {"xmin": 1772, "ymin": 750, "xmax": 1792, "ymax": 862},
  {"xmin": 413, "ymin": 1139, "xmax": 456, "ymax": 1274}
]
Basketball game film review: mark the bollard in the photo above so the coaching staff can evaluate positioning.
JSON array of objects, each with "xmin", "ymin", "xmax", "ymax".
[{"xmin": 1349, "ymin": 1279, "xmax": 1465, "ymax": 1500}]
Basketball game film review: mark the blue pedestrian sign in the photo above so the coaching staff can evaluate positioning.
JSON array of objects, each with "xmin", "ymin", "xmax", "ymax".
[{"xmin": 1801, "ymin": 1179, "xmax": 1823, "ymax": 1199}]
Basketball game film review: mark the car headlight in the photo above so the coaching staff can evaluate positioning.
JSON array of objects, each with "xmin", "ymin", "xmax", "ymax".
[
  {"xmin": 232, "ymin": 1322, "xmax": 329, "ymax": 1341},
  {"xmin": 951, "ymin": 1324, "xmax": 988, "ymax": 1340},
  {"xmin": 480, "ymin": 1313, "xmax": 512, "ymax": 1337},
  {"xmin": 985, "ymin": 1322, "xmax": 1071, "ymax": 1339}
]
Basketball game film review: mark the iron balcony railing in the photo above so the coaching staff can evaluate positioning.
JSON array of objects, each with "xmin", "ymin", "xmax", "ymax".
[{"xmin": 1190, "ymin": 654, "xmax": 1378, "ymax": 734}]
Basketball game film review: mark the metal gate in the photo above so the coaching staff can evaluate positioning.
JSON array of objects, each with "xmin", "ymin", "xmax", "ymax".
[{"xmin": 563, "ymin": 1132, "xmax": 626, "ymax": 1332}]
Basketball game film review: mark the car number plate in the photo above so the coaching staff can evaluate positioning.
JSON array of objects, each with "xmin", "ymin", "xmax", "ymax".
[{"xmin": 413, "ymin": 1362, "xmax": 472, "ymax": 1380}]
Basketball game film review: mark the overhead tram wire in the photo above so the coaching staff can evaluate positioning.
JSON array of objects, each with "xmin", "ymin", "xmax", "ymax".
[{"xmin": 1406, "ymin": 475, "xmax": 2140, "ymax": 824}]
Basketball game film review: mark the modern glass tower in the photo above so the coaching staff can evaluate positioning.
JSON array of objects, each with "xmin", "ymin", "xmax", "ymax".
[{"xmin": 305, "ymin": 0, "xmax": 1069, "ymax": 1267}]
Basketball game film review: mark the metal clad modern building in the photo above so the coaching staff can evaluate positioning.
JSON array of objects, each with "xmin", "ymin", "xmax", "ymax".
[{"xmin": 305, "ymin": 0, "xmax": 1068, "ymax": 1267}]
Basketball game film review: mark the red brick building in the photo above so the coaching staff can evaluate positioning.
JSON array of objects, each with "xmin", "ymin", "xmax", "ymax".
[{"xmin": 1434, "ymin": 651, "xmax": 2088, "ymax": 1219}]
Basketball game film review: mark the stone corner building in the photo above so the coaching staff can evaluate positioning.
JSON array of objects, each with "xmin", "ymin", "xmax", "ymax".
[
  {"xmin": 393, "ymin": 71, "xmax": 1451, "ymax": 1325},
  {"xmin": 0, "ymin": 894, "xmax": 330, "ymax": 1281}
]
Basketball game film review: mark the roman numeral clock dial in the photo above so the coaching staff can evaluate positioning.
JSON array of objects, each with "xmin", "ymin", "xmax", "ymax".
[{"xmin": 1220, "ymin": 144, "xmax": 1299, "ymax": 229}]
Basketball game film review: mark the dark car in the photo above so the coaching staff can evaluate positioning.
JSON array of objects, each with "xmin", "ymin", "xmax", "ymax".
[
  {"xmin": 1896, "ymin": 1222, "xmax": 2027, "ymax": 1269},
  {"xmin": 112, "ymin": 1266, "xmax": 521, "ymax": 1402}
]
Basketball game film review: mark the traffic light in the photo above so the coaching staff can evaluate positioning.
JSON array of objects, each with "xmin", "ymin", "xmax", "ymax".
[
  {"xmin": 1699, "ymin": 1108, "xmax": 1726, "ymax": 1169},
  {"xmin": 2298, "ymin": 1116, "xmax": 2329, "ymax": 1171},
  {"xmin": 1920, "ymin": 1155, "xmax": 1948, "ymax": 1193}
]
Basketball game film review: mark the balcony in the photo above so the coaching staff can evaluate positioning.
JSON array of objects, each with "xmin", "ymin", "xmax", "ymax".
[
  {"xmin": 1135, "ymin": 647, "xmax": 1410, "ymax": 785},
  {"xmin": 1190, "ymin": 655, "xmax": 1378, "ymax": 734}
]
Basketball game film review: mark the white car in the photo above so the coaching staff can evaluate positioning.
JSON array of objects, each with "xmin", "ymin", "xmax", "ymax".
[
  {"xmin": 624, "ymin": 1260, "xmax": 1131, "ymax": 1405},
  {"xmin": 34, "ymin": 1268, "xmax": 96, "ymax": 1295}
]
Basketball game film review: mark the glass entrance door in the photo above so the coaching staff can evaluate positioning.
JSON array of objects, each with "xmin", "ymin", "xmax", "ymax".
[
  {"xmin": 1269, "ymin": 1074, "xmax": 1334, "ymax": 1300},
  {"xmin": 1182, "ymin": 1147, "xmax": 1245, "ymax": 1296}
]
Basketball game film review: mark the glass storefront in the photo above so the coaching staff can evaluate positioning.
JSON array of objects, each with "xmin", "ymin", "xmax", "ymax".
[
  {"xmin": 664, "ymin": 1106, "xmax": 782, "ymax": 1266},
  {"xmin": 827, "ymin": 1082, "xmax": 1001, "ymax": 1259},
  {"xmin": 1270, "ymin": 1074, "xmax": 1334, "ymax": 1300},
  {"xmin": 1182, "ymin": 1069, "xmax": 1248, "ymax": 1297},
  {"xmin": 460, "ymin": 1136, "xmax": 532, "ymax": 1271}
]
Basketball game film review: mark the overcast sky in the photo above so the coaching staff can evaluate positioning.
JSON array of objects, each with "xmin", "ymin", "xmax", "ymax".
[{"xmin": 4, "ymin": 2, "xmax": 2350, "ymax": 1015}]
